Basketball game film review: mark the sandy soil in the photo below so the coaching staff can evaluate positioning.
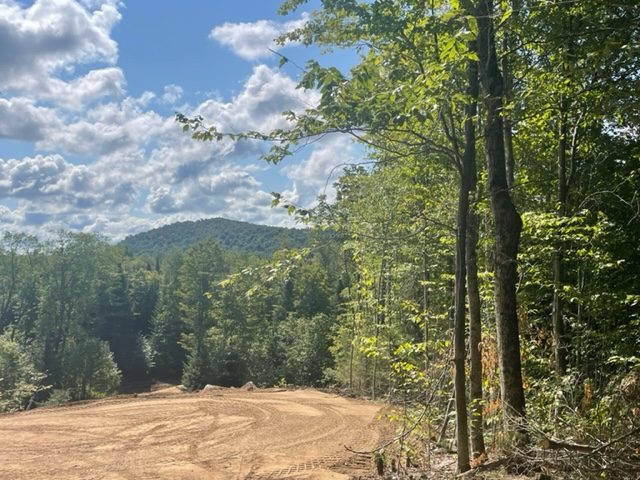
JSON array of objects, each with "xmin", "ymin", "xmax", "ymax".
[{"xmin": 0, "ymin": 387, "xmax": 384, "ymax": 480}]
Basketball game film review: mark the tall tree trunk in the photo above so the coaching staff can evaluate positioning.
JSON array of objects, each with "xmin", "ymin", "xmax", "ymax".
[
  {"xmin": 502, "ymin": 48, "xmax": 515, "ymax": 189},
  {"xmin": 475, "ymin": 0, "xmax": 526, "ymax": 427},
  {"xmin": 553, "ymin": 100, "xmax": 568, "ymax": 376},
  {"xmin": 465, "ymin": 38, "xmax": 485, "ymax": 459},
  {"xmin": 553, "ymin": 11, "xmax": 574, "ymax": 377},
  {"xmin": 453, "ymin": 177, "xmax": 471, "ymax": 472},
  {"xmin": 501, "ymin": 0, "xmax": 521, "ymax": 189},
  {"xmin": 468, "ymin": 205, "xmax": 486, "ymax": 456}
]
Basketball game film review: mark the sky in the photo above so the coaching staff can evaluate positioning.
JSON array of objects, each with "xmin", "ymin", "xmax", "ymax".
[{"xmin": 0, "ymin": 0, "xmax": 359, "ymax": 241}]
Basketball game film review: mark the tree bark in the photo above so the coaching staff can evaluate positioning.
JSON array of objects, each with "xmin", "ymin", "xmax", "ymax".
[
  {"xmin": 501, "ymin": 0, "xmax": 521, "ymax": 189},
  {"xmin": 502, "ymin": 50, "xmax": 515, "ymax": 190},
  {"xmin": 451, "ymin": 33, "xmax": 482, "ymax": 474},
  {"xmin": 553, "ymin": 40, "xmax": 571, "ymax": 376},
  {"xmin": 453, "ymin": 177, "xmax": 471, "ymax": 472},
  {"xmin": 475, "ymin": 0, "xmax": 526, "ymax": 426},
  {"xmin": 465, "ymin": 37, "xmax": 485, "ymax": 459},
  {"xmin": 467, "ymin": 206, "xmax": 486, "ymax": 456}
]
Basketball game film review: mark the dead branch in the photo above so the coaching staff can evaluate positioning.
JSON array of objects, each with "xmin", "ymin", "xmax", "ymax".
[{"xmin": 454, "ymin": 458, "xmax": 509, "ymax": 478}]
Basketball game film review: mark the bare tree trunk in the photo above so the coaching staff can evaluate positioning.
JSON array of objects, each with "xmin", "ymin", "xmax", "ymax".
[
  {"xmin": 475, "ymin": 0, "xmax": 526, "ymax": 427},
  {"xmin": 502, "ymin": 57, "xmax": 515, "ymax": 189},
  {"xmin": 467, "ymin": 205, "xmax": 486, "ymax": 457},
  {"xmin": 438, "ymin": 395, "xmax": 455, "ymax": 446},
  {"xmin": 422, "ymin": 251, "xmax": 432, "ymax": 468},
  {"xmin": 454, "ymin": 178, "xmax": 471, "ymax": 472},
  {"xmin": 463, "ymin": 37, "xmax": 485, "ymax": 459},
  {"xmin": 501, "ymin": 1, "xmax": 521, "ymax": 189},
  {"xmin": 552, "ymin": 113, "xmax": 567, "ymax": 374}
]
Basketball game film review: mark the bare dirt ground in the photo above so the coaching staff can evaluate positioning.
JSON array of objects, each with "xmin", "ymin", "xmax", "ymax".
[{"xmin": 0, "ymin": 387, "xmax": 385, "ymax": 480}]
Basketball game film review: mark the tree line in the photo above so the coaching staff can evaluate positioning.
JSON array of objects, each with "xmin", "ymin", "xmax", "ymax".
[{"xmin": 0, "ymin": 231, "xmax": 342, "ymax": 410}]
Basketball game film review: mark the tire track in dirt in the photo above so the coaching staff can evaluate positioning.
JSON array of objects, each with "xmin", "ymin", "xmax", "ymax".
[{"xmin": 0, "ymin": 388, "xmax": 384, "ymax": 480}]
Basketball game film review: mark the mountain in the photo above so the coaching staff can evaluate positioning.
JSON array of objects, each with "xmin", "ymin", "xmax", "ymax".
[{"xmin": 120, "ymin": 217, "xmax": 309, "ymax": 257}]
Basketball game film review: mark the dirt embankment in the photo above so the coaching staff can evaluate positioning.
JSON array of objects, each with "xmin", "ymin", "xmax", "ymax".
[{"xmin": 0, "ymin": 387, "xmax": 385, "ymax": 480}]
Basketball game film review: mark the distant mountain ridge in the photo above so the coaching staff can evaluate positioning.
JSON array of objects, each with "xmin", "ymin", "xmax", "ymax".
[{"xmin": 120, "ymin": 217, "xmax": 309, "ymax": 256}]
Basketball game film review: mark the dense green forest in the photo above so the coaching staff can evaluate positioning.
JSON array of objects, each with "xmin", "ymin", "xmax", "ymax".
[
  {"xmin": 0, "ymin": 229, "xmax": 340, "ymax": 404},
  {"xmin": 120, "ymin": 217, "xmax": 309, "ymax": 257},
  {"xmin": 2, "ymin": 0, "xmax": 639, "ymax": 478}
]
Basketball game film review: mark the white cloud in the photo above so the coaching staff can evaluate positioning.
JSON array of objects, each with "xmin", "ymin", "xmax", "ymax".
[
  {"xmin": 0, "ymin": 154, "xmax": 136, "ymax": 210},
  {"xmin": 0, "ymin": 0, "xmax": 121, "ymax": 102},
  {"xmin": 46, "ymin": 68, "xmax": 125, "ymax": 109},
  {"xmin": 161, "ymin": 84, "xmax": 184, "ymax": 105},
  {"xmin": 0, "ymin": 97, "xmax": 61, "ymax": 141},
  {"xmin": 283, "ymin": 135, "xmax": 356, "ymax": 206},
  {"xmin": 197, "ymin": 64, "xmax": 317, "ymax": 132},
  {"xmin": 0, "ymin": 4, "xmax": 335, "ymax": 238},
  {"xmin": 143, "ymin": 65, "xmax": 317, "ymax": 192},
  {"xmin": 209, "ymin": 13, "xmax": 308, "ymax": 61},
  {"xmin": 146, "ymin": 166, "xmax": 262, "ymax": 214},
  {"xmin": 40, "ymin": 94, "xmax": 170, "ymax": 156},
  {"xmin": 0, "ymin": 204, "xmax": 20, "ymax": 225}
]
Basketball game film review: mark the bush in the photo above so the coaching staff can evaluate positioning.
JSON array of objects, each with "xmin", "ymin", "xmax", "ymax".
[
  {"xmin": 45, "ymin": 389, "xmax": 72, "ymax": 406},
  {"xmin": 0, "ymin": 332, "xmax": 49, "ymax": 412},
  {"xmin": 59, "ymin": 336, "xmax": 121, "ymax": 400}
]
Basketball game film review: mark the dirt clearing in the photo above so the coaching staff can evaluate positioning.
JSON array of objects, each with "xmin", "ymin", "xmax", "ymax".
[{"xmin": 0, "ymin": 387, "xmax": 384, "ymax": 480}]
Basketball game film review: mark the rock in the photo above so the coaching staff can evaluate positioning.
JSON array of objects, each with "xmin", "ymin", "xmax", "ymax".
[
  {"xmin": 241, "ymin": 381, "xmax": 256, "ymax": 391},
  {"xmin": 201, "ymin": 384, "xmax": 225, "ymax": 393},
  {"xmin": 177, "ymin": 385, "xmax": 188, "ymax": 392}
]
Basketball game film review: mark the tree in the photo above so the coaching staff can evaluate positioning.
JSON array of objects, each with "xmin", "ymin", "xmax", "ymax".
[
  {"xmin": 0, "ymin": 331, "xmax": 48, "ymax": 412},
  {"xmin": 96, "ymin": 266, "xmax": 149, "ymax": 381},
  {"xmin": 150, "ymin": 251, "xmax": 186, "ymax": 380},
  {"xmin": 473, "ymin": 0, "xmax": 527, "ymax": 427},
  {"xmin": 59, "ymin": 335, "xmax": 121, "ymax": 400},
  {"xmin": 179, "ymin": 239, "xmax": 228, "ymax": 389}
]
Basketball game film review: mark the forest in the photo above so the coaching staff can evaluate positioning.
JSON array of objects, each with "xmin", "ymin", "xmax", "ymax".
[{"xmin": 1, "ymin": 0, "xmax": 639, "ymax": 478}]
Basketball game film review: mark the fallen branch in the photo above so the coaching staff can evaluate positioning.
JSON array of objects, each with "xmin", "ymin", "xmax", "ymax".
[
  {"xmin": 586, "ymin": 425, "xmax": 640, "ymax": 457},
  {"xmin": 343, "ymin": 366, "xmax": 449, "ymax": 456},
  {"xmin": 454, "ymin": 458, "xmax": 509, "ymax": 478},
  {"xmin": 539, "ymin": 437, "xmax": 594, "ymax": 453},
  {"xmin": 539, "ymin": 425, "xmax": 640, "ymax": 456}
]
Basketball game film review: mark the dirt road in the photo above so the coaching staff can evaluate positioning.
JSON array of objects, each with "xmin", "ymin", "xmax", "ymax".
[{"xmin": 0, "ymin": 387, "xmax": 384, "ymax": 480}]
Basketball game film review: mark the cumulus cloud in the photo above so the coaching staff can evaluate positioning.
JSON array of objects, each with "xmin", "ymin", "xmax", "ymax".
[
  {"xmin": 142, "ymin": 161, "xmax": 295, "ymax": 229},
  {"xmin": 0, "ymin": 154, "xmax": 136, "ymax": 210},
  {"xmin": 40, "ymin": 94, "xmax": 171, "ymax": 156},
  {"xmin": 196, "ymin": 64, "xmax": 317, "ymax": 132},
  {"xmin": 147, "ymin": 166, "xmax": 262, "ymax": 215},
  {"xmin": 0, "ymin": 204, "xmax": 20, "ymax": 225},
  {"xmin": 161, "ymin": 84, "xmax": 184, "ymax": 105},
  {"xmin": 0, "ymin": 0, "xmax": 122, "ymax": 102},
  {"xmin": 46, "ymin": 68, "xmax": 125, "ymax": 109},
  {"xmin": 209, "ymin": 13, "xmax": 308, "ymax": 61},
  {"xmin": 0, "ymin": 97, "xmax": 61, "ymax": 141},
  {"xmin": 144, "ymin": 65, "xmax": 317, "ymax": 191},
  {"xmin": 283, "ymin": 135, "xmax": 357, "ymax": 206}
]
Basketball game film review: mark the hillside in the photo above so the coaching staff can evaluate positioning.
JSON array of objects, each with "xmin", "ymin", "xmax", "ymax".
[{"xmin": 119, "ymin": 217, "xmax": 309, "ymax": 256}]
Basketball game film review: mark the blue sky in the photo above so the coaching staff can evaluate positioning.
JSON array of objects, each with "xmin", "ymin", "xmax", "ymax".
[{"xmin": 0, "ymin": 0, "xmax": 358, "ymax": 240}]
